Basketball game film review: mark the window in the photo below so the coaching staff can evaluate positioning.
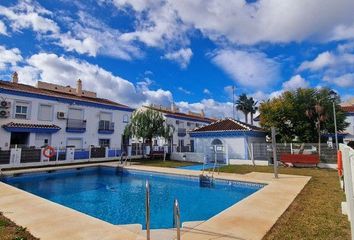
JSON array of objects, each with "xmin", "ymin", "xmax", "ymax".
[
  {"xmin": 99, "ymin": 139, "xmax": 110, "ymax": 148},
  {"xmin": 15, "ymin": 102, "xmax": 29, "ymax": 119},
  {"xmin": 123, "ymin": 114, "xmax": 129, "ymax": 123},
  {"xmin": 38, "ymin": 104, "xmax": 53, "ymax": 121}
]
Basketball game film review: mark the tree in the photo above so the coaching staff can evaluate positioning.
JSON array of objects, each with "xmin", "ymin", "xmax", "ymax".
[
  {"xmin": 248, "ymin": 97, "xmax": 258, "ymax": 125},
  {"xmin": 259, "ymin": 88, "xmax": 348, "ymax": 143},
  {"xmin": 124, "ymin": 108, "xmax": 174, "ymax": 157},
  {"xmin": 236, "ymin": 94, "xmax": 258, "ymax": 125},
  {"xmin": 236, "ymin": 94, "xmax": 251, "ymax": 123}
]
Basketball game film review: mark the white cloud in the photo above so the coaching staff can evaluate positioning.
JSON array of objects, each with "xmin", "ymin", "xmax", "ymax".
[
  {"xmin": 298, "ymin": 51, "xmax": 336, "ymax": 71},
  {"xmin": 111, "ymin": 0, "xmax": 153, "ymax": 12},
  {"xmin": 177, "ymin": 87, "xmax": 192, "ymax": 95},
  {"xmin": 327, "ymin": 73, "xmax": 354, "ymax": 88},
  {"xmin": 211, "ymin": 49, "xmax": 280, "ymax": 89},
  {"xmin": 176, "ymin": 99, "xmax": 234, "ymax": 119},
  {"xmin": 119, "ymin": 0, "xmax": 189, "ymax": 48},
  {"xmin": 0, "ymin": 20, "xmax": 7, "ymax": 35},
  {"xmin": 170, "ymin": 0, "xmax": 354, "ymax": 44},
  {"xmin": 282, "ymin": 75, "xmax": 309, "ymax": 90},
  {"xmin": 13, "ymin": 52, "xmax": 172, "ymax": 107},
  {"xmin": 0, "ymin": 0, "xmax": 59, "ymax": 33},
  {"xmin": 203, "ymin": 88, "xmax": 211, "ymax": 95},
  {"xmin": 298, "ymin": 48, "xmax": 354, "ymax": 88},
  {"xmin": 54, "ymin": 11, "xmax": 143, "ymax": 60},
  {"xmin": 110, "ymin": 0, "xmax": 354, "ymax": 52},
  {"xmin": 163, "ymin": 48, "xmax": 193, "ymax": 68},
  {"xmin": 0, "ymin": 45, "xmax": 23, "ymax": 70}
]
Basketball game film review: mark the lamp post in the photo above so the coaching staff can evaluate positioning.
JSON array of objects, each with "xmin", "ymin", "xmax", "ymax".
[{"xmin": 330, "ymin": 90, "xmax": 339, "ymax": 150}]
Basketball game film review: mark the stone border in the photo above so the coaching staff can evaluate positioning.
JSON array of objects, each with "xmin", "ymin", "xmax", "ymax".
[{"xmin": 0, "ymin": 163, "xmax": 310, "ymax": 240}]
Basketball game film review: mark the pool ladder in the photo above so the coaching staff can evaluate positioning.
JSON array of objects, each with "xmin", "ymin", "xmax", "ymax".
[
  {"xmin": 120, "ymin": 151, "xmax": 131, "ymax": 166},
  {"xmin": 145, "ymin": 181, "xmax": 181, "ymax": 240}
]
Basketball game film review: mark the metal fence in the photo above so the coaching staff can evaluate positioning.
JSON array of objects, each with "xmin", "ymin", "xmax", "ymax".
[
  {"xmin": 175, "ymin": 142, "xmax": 337, "ymax": 165},
  {"xmin": 0, "ymin": 145, "xmax": 146, "ymax": 169}
]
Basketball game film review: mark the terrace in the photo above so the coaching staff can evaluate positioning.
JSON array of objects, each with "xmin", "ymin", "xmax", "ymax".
[{"xmin": 0, "ymin": 159, "xmax": 349, "ymax": 240}]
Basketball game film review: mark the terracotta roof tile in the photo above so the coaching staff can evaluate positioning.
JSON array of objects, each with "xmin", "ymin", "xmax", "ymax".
[
  {"xmin": 3, "ymin": 122, "xmax": 61, "ymax": 130},
  {"xmin": 0, "ymin": 80, "xmax": 132, "ymax": 110},
  {"xmin": 192, "ymin": 118, "xmax": 264, "ymax": 132},
  {"xmin": 146, "ymin": 106, "xmax": 215, "ymax": 123},
  {"xmin": 342, "ymin": 105, "xmax": 354, "ymax": 113}
]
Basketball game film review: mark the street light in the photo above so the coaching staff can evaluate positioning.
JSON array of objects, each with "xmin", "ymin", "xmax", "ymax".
[{"xmin": 329, "ymin": 90, "xmax": 338, "ymax": 150}]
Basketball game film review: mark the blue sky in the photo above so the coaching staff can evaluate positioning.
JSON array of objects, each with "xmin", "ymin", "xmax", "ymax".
[{"xmin": 1, "ymin": 0, "xmax": 354, "ymax": 118}]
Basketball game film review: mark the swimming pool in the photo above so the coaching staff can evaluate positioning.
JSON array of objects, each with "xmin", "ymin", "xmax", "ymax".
[{"xmin": 1, "ymin": 167, "xmax": 264, "ymax": 229}]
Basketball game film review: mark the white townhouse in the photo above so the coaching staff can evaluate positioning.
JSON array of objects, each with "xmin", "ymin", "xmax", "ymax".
[
  {"xmin": 144, "ymin": 104, "xmax": 215, "ymax": 152},
  {"xmin": 0, "ymin": 73, "xmax": 133, "ymax": 153}
]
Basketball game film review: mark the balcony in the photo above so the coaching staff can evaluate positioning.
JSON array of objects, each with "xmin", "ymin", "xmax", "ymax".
[
  {"xmin": 98, "ymin": 120, "xmax": 115, "ymax": 134},
  {"xmin": 177, "ymin": 128, "xmax": 187, "ymax": 137},
  {"xmin": 66, "ymin": 119, "xmax": 87, "ymax": 133}
]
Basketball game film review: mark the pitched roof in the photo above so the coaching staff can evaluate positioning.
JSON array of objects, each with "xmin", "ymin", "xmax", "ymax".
[
  {"xmin": 192, "ymin": 118, "xmax": 264, "ymax": 132},
  {"xmin": 146, "ymin": 105, "xmax": 215, "ymax": 123},
  {"xmin": 341, "ymin": 105, "xmax": 354, "ymax": 113},
  {"xmin": 0, "ymin": 80, "xmax": 132, "ymax": 110}
]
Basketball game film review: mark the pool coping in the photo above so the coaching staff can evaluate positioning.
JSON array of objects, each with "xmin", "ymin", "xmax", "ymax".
[{"xmin": 0, "ymin": 163, "xmax": 311, "ymax": 240}]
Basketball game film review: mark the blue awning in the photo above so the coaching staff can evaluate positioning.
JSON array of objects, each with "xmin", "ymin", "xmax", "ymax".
[{"xmin": 2, "ymin": 122, "xmax": 61, "ymax": 133}]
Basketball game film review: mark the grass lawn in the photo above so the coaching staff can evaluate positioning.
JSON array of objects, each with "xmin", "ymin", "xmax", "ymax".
[
  {"xmin": 0, "ymin": 213, "xmax": 38, "ymax": 240},
  {"xmin": 133, "ymin": 158, "xmax": 197, "ymax": 168},
  {"xmin": 217, "ymin": 165, "xmax": 350, "ymax": 240}
]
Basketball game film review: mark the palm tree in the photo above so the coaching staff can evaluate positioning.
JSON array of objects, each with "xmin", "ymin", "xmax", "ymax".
[
  {"xmin": 305, "ymin": 101, "xmax": 327, "ymax": 157},
  {"xmin": 248, "ymin": 97, "xmax": 258, "ymax": 125},
  {"xmin": 236, "ymin": 94, "xmax": 250, "ymax": 123}
]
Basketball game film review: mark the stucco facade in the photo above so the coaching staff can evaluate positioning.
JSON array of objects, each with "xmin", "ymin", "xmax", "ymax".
[{"xmin": 0, "ymin": 79, "xmax": 133, "ymax": 150}]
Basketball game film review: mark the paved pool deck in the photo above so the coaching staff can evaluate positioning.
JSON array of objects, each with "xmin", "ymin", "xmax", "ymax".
[{"xmin": 0, "ymin": 163, "xmax": 310, "ymax": 240}]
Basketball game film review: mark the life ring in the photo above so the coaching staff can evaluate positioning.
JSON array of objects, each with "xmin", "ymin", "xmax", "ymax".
[
  {"xmin": 43, "ymin": 146, "xmax": 56, "ymax": 158},
  {"xmin": 337, "ymin": 150, "xmax": 343, "ymax": 177}
]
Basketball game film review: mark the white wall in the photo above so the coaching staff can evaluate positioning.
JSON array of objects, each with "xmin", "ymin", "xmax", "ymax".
[
  {"xmin": 193, "ymin": 134, "xmax": 267, "ymax": 164},
  {"xmin": 0, "ymin": 92, "xmax": 132, "ymax": 150}
]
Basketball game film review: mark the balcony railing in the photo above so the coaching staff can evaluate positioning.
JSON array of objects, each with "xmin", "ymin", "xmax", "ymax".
[
  {"xmin": 66, "ymin": 119, "xmax": 87, "ymax": 133},
  {"xmin": 98, "ymin": 120, "xmax": 115, "ymax": 134}
]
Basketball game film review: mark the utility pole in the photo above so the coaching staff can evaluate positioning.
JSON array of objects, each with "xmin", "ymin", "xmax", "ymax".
[
  {"xmin": 232, "ymin": 85, "xmax": 235, "ymax": 120},
  {"xmin": 271, "ymin": 127, "xmax": 278, "ymax": 179}
]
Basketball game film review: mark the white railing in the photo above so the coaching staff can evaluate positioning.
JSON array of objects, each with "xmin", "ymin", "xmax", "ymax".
[
  {"xmin": 0, "ymin": 146, "xmax": 143, "ymax": 169},
  {"xmin": 339, "ymin": 143, "xmax": 354, "ymax": 240}
]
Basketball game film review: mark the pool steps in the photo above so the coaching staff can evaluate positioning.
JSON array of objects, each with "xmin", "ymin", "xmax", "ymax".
[{"xmin": 117, "ymin": 219, "xmax": 204, "ymax": 239}]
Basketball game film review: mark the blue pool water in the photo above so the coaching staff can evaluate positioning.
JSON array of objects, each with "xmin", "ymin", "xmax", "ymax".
[{"xmin": 1, "ymin": 167, "xmax": 263, "ymax": 229}]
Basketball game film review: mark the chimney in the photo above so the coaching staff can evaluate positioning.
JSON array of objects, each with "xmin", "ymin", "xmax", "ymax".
[
  {"xmin": 76, "ymin": 79, "xmax": 82, "ymax": 96},
  {"xmin": 201, "ymin": 109, "xmax": 205, "ymax": 117},
  {"xmin": 12, "ymin": 72, "xmax": 18, "ymax": 84}
]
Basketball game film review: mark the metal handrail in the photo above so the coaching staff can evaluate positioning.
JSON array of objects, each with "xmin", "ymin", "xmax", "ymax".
[
  {"xmin": 173, "ymin": 199, "xmax": 181, "ymax": 240},
  {"xmin": 146, "ymin": 181, "xmax": 150, "ymax": 240}
]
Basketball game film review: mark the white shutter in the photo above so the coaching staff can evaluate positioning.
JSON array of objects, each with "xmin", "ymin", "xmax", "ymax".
[
  {"xmin": 100, "ymin": 112, "xmax": 112, "ymax": 121},
  {"xmin": 67, "ymin": 139, "xmax": 83, "ymax": 149},
  {"xmin": 68, "ymin": 108, "xmax": 83, "ymax": 119},
  {"xmin": 38, "ymin": 105, "xmax": 53, "ymax": 121}
]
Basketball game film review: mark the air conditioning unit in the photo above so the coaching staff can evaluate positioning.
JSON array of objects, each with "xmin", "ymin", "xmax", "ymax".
[
  {"xmin": 0, "ymin": 110, "xmax": 10, "ymax": 118},
  {"xmin": 57, "ymin": 112, "xmax": 67, "ymax": 119},
  {"xmin": 0, "ymin": 101, "xmax": 11, "ymax": 109}
]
